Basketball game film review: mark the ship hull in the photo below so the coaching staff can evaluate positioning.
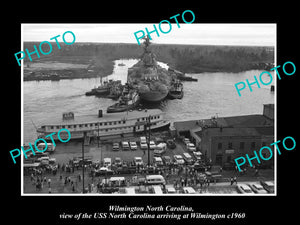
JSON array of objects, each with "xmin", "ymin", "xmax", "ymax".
[{"xmin": 139, "ymin": 91, "xmax": 168, "ymax": 102}]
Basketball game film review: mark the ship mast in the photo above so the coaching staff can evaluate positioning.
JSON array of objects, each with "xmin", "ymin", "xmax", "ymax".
[{"xmin": 140, "ymin": 35, "xmax": 157, "ymax": 69}]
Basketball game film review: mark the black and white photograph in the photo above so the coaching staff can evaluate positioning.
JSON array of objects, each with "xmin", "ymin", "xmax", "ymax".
[
  {"xmin": 4, "ymin": 4, "xmax": 298, "ymax": 225},
  {"xmin": 21, "ymin": 23, "xmax": 276, "ymax": 195}
]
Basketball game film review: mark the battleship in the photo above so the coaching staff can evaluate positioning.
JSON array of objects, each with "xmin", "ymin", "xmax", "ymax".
[{"xmin": 127, "ymin": 36, "xmax": 176, "ymax": 103}]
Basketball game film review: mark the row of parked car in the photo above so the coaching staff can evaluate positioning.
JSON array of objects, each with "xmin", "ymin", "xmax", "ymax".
[
  {"xmin": 90, "ymin": 152, "xmax": 208, "ymax": 177},
  {"xmin": 112, "ymin": 136, "xmax": 176, "ymax": 153},
  {"xmin": 236, "ymin": 181, "xmax": 274, "ymax": 194}
]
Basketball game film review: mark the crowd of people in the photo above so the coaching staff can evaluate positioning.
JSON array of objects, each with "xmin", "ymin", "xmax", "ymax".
[{"xmin": 25, "ymin": 155, "xmax": 266, "ymax": 194}]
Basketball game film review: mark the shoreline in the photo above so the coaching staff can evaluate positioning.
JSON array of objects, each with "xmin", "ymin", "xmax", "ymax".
[
  {"xmin": 23, "ymin": 61, "xmax": 271, "ymax": 82},
  {"xmin": 23, "ymin": 42, "xmax": 274, "ymax": 81}
]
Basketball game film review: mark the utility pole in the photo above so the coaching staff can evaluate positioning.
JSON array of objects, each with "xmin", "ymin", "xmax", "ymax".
[
  {"xmin": 82, "ymin": 131, "xmax": 86, "ymax": 193},
  {"xmin": 147, "ymin": 115, "xmax": 151, "ymax": 167},
  {"xmin": 98, "ymin": 122, "xmax": 102, "ymax": 164}
]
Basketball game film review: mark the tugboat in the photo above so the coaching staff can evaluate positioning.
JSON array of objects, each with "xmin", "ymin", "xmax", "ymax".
[
  {"xmin": 85, "ymin": 79, "xmax": 122, "ymax": 97},
  {"xmin": 107, "ymin": 90, "xmax": 140, "ymax": 113},
  {"xmin": 128, "ymin": 36, "xmax": 175, "ymax": 103},
  {"xmin": 168, "ymin": 80, "xmax": 184, "ymax": 99},
  {"xmin": 85, "ymin": 77, "xmax": 110, "ymax": 96}
]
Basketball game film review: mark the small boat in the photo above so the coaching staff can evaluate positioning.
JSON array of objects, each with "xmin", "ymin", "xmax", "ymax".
[
  {"xmin": 168, "ymin": 80, "xmax": 184, "ymax": 99},
  {"xmin": 168, "ymin": 68, "xmax": 198, "ymax": 82},
  {"xmin": 94, "ymin": 84, "xmax": 110, "ymax": 95},
  {"xmin": 85, "ymin": 79, "xmax": 122, "ymax": 97},
  {"xmin": 107, "ymin": 90, "xmax": 140, "ymax": 113},
  {"xmin": 177, "ymin": 76, "xmax": 198, "ymax": 82},
  {"xmin": 50, "ymin": 74, "xmax": 60, "ymax": 81},
  {"xmin": 85, "ymin": 85, "xmax": 109, "ymax": 96},
  {"xmin": 85, "ymin": 78, "xmax": 110, "ymax": 96}
]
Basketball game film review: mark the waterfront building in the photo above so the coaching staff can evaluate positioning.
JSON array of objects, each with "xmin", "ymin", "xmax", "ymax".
[{"xmin": 173, "ymin": 104, "xmax": 274, "ymax": 167}]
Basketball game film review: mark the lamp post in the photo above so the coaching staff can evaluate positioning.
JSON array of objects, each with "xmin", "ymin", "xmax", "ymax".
[
  {"xmin": 97, "ymin": 122, "xmax": 102, "ymax": 164},
  {"xmin": 147, "ymin": 115, "xmax": 151, "ymax": 167},
  {"xmin": 82, "ymin": 131, "xmax": 86, "ymax": 193}
]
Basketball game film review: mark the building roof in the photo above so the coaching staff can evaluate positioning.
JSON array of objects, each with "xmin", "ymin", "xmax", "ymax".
[
  {"xmin": 174, "ymin": 114, "xmax": 274, "ymax": 133},
  {"xmin": 221, "ymin": 114, "xmax": 274, "ymax": 127},
  {"xmin": 195, "ymin": 126, "xmax": 274, "ymax": 139}
]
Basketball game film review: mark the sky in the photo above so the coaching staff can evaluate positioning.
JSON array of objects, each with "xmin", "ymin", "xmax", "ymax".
[{"xmin": 22, "ymin": 23, "xmax": 276, "ymax": 46}]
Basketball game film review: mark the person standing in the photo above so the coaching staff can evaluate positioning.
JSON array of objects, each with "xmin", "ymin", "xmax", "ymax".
[
  {"xmin": 233, "ymin": 176, "xmax": 237, "ymax": 184},
  {"xmin": 181, "ymin": 177, "xmax": 184, "ymax": 187},
  {"xmin": 30, "ymin": 173, "xmax": 35, "ymax": 182},
  {"xmin": 254, "ymin": 168, "xmax": 259, "ymax": 176}
]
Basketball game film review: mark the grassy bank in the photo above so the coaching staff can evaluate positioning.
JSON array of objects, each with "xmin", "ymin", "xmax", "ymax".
[{"xmin": 23, "ymin": 42, "xmax": 274, "ymax": 81}]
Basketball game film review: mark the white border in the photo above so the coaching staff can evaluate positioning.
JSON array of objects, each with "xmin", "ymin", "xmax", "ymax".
[{"xmin": 21, "ymin": 23, "xmax": 277, "ymax": 196}]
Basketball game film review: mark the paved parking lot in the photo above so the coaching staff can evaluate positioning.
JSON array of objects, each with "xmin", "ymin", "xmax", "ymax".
[
  {"xmin": 23, "ymin": 133, "xmax": 275, "ymax": 194},
  {"xmin": 50, "ymin": 135, "xmax": 189, "ymax": 166}
]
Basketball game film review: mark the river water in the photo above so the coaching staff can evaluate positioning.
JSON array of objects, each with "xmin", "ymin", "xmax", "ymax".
[{"xmin": 23, "ymin": 59, "xmax": 275, "ymax": 143}]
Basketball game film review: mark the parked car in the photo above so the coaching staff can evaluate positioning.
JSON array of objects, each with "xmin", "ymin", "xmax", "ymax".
[
  {"xmin": 114, "ymin": 157, "xmax": 122, "ymax": 167},
  {"xmin": 162, "ymin": 156, "xmax": 172, "ymax": 166},
  {"xmin": 122, "ymin": 141, "xmax": 130, "ymax": 151},
  {"xmin": 112, "ymin": 142, "xmax": 120, "ymax": 151},
  {"xmin": 182, "ymin": 152, "xmax": 193, "ymax": 164},
  {"xmin": 193, "ymin": 151, "xmax": 202, "ymax": 161},
  {"xmin": 183, "ymin": 138, "xmax": 190, "ymax": 145},
  {"xmin": 248, "ymin": 183, "xmax": 268, "ymax": 194},
  {"xmin": 191, "ymin": 161, "xmax": 206, "ymax": 172},
  {"xmin": 103, "ymin": 158, "xmax": 112, "ymax": 168},
  {"xmin": 37, "ymin": 142, "xmax": 55, "ymax": 153},
  {"xmin": 140, "ymin": 136, "xmax": 147, "ymax": 145},
  {"xmin": 166, "ymin": 187, "xmax": 176, "ymax": 194},
  {"xmin": 95, "ymin": 167, "xmax": 114, "ymax": 176},
  {"xmin": 154, "ymin": 143, "xmax": 166, "ymax": 156},
  {"xmin": 149, "ymin": 141, "xmax": 156, "ymax": 150},
  {"xmin": 260, "ymin": 181, "xmax": 274, "ymax": 193},
  {"xmin": 236, "ymin": 184, "xmax": 255, "ymax": 194},
  {"xmin": 153, "ymin": 157, "xmax": 164, "ymax": 167},
  {"xmin": 186, "ymin": 143, "xmax": 196, "ymax": 152},
  {"xmin": 173, "ymin": 155, "xmax": 185, "ymax": 165},
  {"xmin": 145, "ymin": 175, "xmax": 166, "ymax": 185},
  {"xmin": 79, "ymin": 158, "xmax": 93, "ymax": 167},
  {"xmin": 133, "ymin": 157, "xmax": 144, "ymax": 166},
  {"xmin": 166, "ymin": 139, "xmax": 176, "ymax": 149},
  {"xmin": 140, "ymin": 142, "xmax": 148, "ymax": 150},
  {"xmin": 130, "ymin": 141, "xmax": 138, "ymax": 151},
  {"xmin": 182, "ymin": 187, "xmax": 197, "ymax": 194},
  {"xmin": 116, "ymin": 165, "xmax": 134, "ymax": 174}
]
